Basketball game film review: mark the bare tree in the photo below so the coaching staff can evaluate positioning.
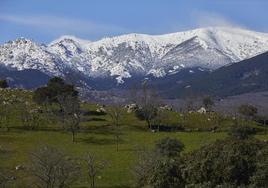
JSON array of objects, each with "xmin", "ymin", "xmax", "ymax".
[
  {"xmin": 107, "ymin": 104, "xmax": 123, "ymax": 151},
  {"xmin": 0, "ymin": 97, "xmax": 12, "ymax": 132},
  {"xmin": 132, "ymin": 146, "xmax": 156, "ymax": 187},
  {"xmin": 184, "ymin": 95, "xmax": 197, "ymax": 112},
  {"xmin": 17, "ymin": 100, "xmax": 44, "ymax": 130},
  {"xmin": 0, "ymin": 168, "xmax": 13, "ymax": 188},
  {"xmin": 29, "ymin": 146, "xmax": 80, "ymax": 188},
  {"xmin": 152, "ymin": 109, "xmax": 169, "ymax": 132},
  {"xmin": 129, "ymin": 84, "xmax": 138, "ymax": 104},
  {"xmin": 57, "ymin": 95, "xmax": 80, "ymax": 142},
  {"xmin": 135, "ymin": 82, "xmax": 160, "ymax": 130},
  {"xmin": 0, "ymin": 106, "xmax": 10, "ymax": 132},
  {"xmin": 82, "ymin": 152, "xmax": 108, "ymax": 188}
]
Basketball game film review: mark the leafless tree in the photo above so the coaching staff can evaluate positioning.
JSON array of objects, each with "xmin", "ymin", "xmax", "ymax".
[
  {"xmin": 57, "ymin": 95, "xmax": 80, "ymax": 142},
  {"xmin": 152, "ymin": 109, "xmax": 169, "ymax": 132},
  {"xmin": 0, "ymin": 99, "xmax": 12, "ymax": 132},
  {"xmin": 132, "ymin": 146, "xmax": 156, "ymax": 187},
  {"xmin": 129, "ymin": 84, "xmax": 138, "ymax": 104},
  {"xmin": 0, "ymin": 107, "xmax": 10, "ymax": 132},
  {"xmin": 0, "ymin": 168, "xmax": 13, "ymax": 188},
  {"xmin": 184, "ymin": 95, "xmax": 197, "ymax": 112},
  {"xmin": 82, "ymin": 152, "xmax": 108, "ymax": 188},
  {"xmin": 135, "ymin": 81, "xmax": 161, "ymax": 129},
  {"xmin": 18, "ymin": 102, "xmax": 43, "ymax": 130},
  {"xmin": 29, "ymin": 146, "xmax": 80, "ymax": 188},
  {"xmin": 107, "ymin": 104, "xmax": 123, "ymax": 151}
]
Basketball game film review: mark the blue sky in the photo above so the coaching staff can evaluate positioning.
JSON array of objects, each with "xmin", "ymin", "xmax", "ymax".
[{"xmin": 1, "ymin": 0, "xmax": 268, "ymax": 44}]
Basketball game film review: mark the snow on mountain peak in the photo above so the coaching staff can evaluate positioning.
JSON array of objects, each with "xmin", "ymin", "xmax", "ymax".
[
  {"xmin": 49, "ymin": 35, "xmax": 91, "ymax": 47},
  {"xmin": 1, "ymin": 27, "xmax": 268, "ymax": 84}
]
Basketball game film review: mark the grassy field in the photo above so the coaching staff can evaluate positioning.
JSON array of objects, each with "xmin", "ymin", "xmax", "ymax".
[
  {"xmin": 0, "ymin": 129, "xmax": 228, "ymax": 187},
  {"xmin": 0, "ymin": 89, "xmax": 267, "ymax": 187}
]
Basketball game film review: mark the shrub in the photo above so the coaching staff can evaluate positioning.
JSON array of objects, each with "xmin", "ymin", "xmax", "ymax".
[
  {"xmin": 228, "ymin": 126, "xmax": 256, "ymax": 140},
  {"xmin": 183, "ymin": 138, "xmax": 266, "ymax": 187},
  {"xmin": 155, "ymin": 137, "xmax": 184, "ymax": 158},
  {"xmin": 148, "ymin": 158, "xmax": 185, "ymax": 188}
]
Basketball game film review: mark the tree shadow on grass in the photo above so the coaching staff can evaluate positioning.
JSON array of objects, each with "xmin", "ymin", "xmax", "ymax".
[
  {"xmin": 0, "ymin": 134, "xmax": 20, "ymax": 143},
  {"xmin": 81, "ymin": 117, "xmax": 107, "ymax": 122},
  {"xmin": 98, "ymin": 186, "xmax": 131, "ymax": 188},
  {"xmin": 78, "ymin": 136, "xmax": 124, "ymax": 145},
  {"xmin": 127, "ymin": 124, "xmax": 148, "ymax": 132},
  {"xmin": 81, "ymin": 125, "xmax": 118, "ymax": 136},
  {"xmin": 10, "ymin": 126, "xmax": 63, "ymax": 133}
]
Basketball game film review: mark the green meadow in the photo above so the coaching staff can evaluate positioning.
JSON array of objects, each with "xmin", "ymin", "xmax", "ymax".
[{"xmin": 0, "ymin": 89, "xmax": 267, "ymax": 187}]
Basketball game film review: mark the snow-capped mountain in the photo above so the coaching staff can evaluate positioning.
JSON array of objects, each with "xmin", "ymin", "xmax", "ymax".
[{"xmin": 1, "ymin": 27, "xmax": 268, "ymax": 84}]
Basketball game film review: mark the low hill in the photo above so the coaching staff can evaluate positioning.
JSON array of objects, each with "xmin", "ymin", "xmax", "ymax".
[
  {"xmin": 163, "ymin": 51, "xmax": 268, "ymax": 98},
  {"xmin": 0, "ymin": 66, "xmax": 50, "ymax": 89}
]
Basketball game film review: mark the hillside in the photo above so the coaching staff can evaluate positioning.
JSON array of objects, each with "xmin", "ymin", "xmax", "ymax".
[
  {"xmin": 163, "ymin": 51, "xmax": 268, "ymax": 98},
  {"xmin": 0, "ymin": 66, "xmax": 50, "ymax": 89},
  {"xmin": 0, "ymin": 88, "xmax": 267, "ymax": 187}
]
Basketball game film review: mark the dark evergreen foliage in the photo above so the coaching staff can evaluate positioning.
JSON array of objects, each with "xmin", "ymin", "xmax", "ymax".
[
  {"xmin": 33, "ymin": 77, "xmax": 78, "ymax": 104},
  {"xmin": 155, "ymin": 137, "xmax": 184, "ymax": 158},
  {"xmin": 0, "ymin": 80, "xmax": 8, "ymax": 88},
  {"xmin": 182, "ymin": 138, "xmax": 266, "ymax": 187}
]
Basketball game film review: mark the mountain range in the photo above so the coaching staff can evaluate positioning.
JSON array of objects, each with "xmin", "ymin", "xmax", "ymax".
[
  {"xmin": 154, "ymin": 51, "xmax": 268, "ymax": 98},
  {"xmin": 1, "ymin": 27, "xmax": 268, "ymax": 98}
]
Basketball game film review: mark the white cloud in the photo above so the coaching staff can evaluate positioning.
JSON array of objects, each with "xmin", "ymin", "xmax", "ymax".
[
  {"xmin": 0, "ymin": 14, "xmax": 128, "ymax": 38},
  {"xmin": 190, "ymin": 11, "xmax": 245, "ymax": 29}
]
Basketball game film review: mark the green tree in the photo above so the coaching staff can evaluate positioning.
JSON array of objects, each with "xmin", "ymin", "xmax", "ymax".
[
  {"xmin": 202, "ymin": 96, "xmax": 214, "ymax": 111},
  {"xmin": 0, "ymin": 80, "xmax": 8, "ymax": 89},
  {"xmin": 33, "ymin": 77, "xmax": 78, "ymax": 105},
  {"xmin": 238, "ymin": 104, "xmax": 258, "ymax": 120}
]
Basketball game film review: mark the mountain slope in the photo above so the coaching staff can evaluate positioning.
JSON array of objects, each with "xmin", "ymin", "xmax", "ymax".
[
  {"xmin": 1, "ymin": 27, "xmax": 268, "ymax": 86},
  {"xmin": 164, "ymin": 51, "xmax": 268, "ymax": 98},
  {"xmin": 0, "ymin": 66, "xmax": 50, "ymax": 89}
]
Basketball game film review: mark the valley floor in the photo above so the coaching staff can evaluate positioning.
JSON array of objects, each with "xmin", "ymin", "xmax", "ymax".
[{"xmin": 1, "ymin": 126, "xmax": 268, "ymax": 187}]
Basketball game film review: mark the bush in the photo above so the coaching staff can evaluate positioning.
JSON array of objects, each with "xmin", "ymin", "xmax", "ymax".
[
  {"xmin": 133, "ymin": 137, "xmax": 268, "ymax": 187},
  {"xmin": 183, "ymin": 138, "xmax": 266, "ymax": 187},
  {"xmin": 250, "ymin": 145, "xmax": 268, "ymax": 187},
  {"xmin": 155, "ymin": 137, "xmax": 184, "ymax": 158},
  {"xmin": 148, "ymin": 158, "xmax": 184, "ymax": 188},
  {"xmin": 228, "ymin": 126, "xmax": 256, "ymax": 140}
]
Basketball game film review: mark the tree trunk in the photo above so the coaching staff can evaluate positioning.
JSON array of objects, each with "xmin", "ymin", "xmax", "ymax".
[
  {"xmin": 116, "ymin": 136, "xmax": 119, "ymax": 152},
  {"xmin": 90, "ymin": 176, "xmax": 95, "ymax": 188},
  {"xmin": 72, "ymin": 131, "xmax": 75, "ymax": 142},
  {"xmin": 146, "ymin": 120, "xmax": 151, "ymax": 130}
]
